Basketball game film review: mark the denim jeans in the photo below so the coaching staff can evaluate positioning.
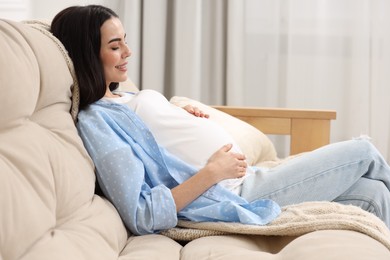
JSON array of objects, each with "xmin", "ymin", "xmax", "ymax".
[{"xmin": 240, "ymin": 138, "xmax": 390, "ymax": 228}]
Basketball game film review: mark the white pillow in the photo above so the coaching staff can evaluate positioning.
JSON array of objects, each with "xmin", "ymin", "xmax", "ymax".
[{"xmin": 170, "ymin": 96, "xmax": 278, "ymax": 166}]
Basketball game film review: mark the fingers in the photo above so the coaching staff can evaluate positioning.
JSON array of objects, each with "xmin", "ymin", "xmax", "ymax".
[
  {"xmin": 233, "ymin": 152, "xmax": 246, "ymax": 161},
  {"xmin": 182, "ymin": 105, "xmax": 193, "ymax": 113},
  {"xmin": 230, "ymin": 150, "xmax": 247, "ymax": 161},
  {"xmin": 233, "ymin": 161, "xmax": 247, "ymax": 179},
  {"xmin": 183, "ymin": 105, "xmax": 209, "ymax": 118},
  {"xmin": 237, "ymin": 160, "xmax": 248, "ymax": 171},
  {"xmin": 206, "ymin": 144, "xmax": 248, "ymax": 181},
  {"xmin": 220, "ymin": 144, "xmax": 246, "ymax": 160},
  {"xmin": 192, "ymin": 106, "xmax": 204, "ymax": 117},
  {"xmin": 231, "ymin": 150, "xmax": 248, "ymax": 174},
  {"xmin": 221, "ymin": 143, "xmax": 233, "ymax": 152},
  {"xmin": 221, "ymin": 144, "xmax": 248, "ymax": 172},
  {"xmin": 193, "ymin": 107, "xmax": 209, "ymax": 118}
]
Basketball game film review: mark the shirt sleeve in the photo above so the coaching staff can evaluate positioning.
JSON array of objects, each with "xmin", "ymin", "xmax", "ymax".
[{"xmin": 77, "ymin": 108, "xmax": 178, "ymax": 235}]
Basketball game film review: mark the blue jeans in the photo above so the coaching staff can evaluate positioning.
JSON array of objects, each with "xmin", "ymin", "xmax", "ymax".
[{"xmin": 240, "ymin": 138, "xmax": 390, "ymax": 228}]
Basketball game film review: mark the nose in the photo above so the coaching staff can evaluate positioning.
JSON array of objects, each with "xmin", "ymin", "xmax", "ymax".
[{"xmin": 122, "ymin": 45, "xmax": 132, "ymax": 59}]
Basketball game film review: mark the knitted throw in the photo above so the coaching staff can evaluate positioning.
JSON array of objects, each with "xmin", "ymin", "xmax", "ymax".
[{"xmin": 162, "ymin": 201, "xmax": 390, "ymax": 251}]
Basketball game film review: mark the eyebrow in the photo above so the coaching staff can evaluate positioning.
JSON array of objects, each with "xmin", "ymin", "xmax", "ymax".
[
  {"xmin": 108, "ymin": 38, "xmax": 121, "ymax": 44},
  {"xmin": 108, "ymin": 34, "xmax": 127, "ymax": 44}
]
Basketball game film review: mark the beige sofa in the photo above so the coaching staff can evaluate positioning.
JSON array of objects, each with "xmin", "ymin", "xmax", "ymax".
[{"xmin": 1, "ymin": 19, "xmax": 390, "ymax": 260}]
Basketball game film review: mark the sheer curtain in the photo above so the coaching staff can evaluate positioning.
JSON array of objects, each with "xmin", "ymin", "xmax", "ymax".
[{"xmin": 118, "ymin": 0, "xmax": 390, "ymax": 160}]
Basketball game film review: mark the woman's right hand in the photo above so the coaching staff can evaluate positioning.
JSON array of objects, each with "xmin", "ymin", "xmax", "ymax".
[
  {"xmin": 204, "ymin": 144, "xmax": 248, "ymax": 183},
  {"xmin": 171, "ymin": 143, "xmax": 247, "ymax": 212}
]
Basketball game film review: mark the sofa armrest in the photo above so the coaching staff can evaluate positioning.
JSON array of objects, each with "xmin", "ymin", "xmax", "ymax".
[{"xmin": 213, "ymin": 106, "xmax": 337, "ymax": 155}]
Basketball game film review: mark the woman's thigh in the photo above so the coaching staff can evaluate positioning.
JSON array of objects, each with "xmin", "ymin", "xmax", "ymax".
[{"xmin": 240, "ymin": 139, "xmax": 390, "ymax": 206}]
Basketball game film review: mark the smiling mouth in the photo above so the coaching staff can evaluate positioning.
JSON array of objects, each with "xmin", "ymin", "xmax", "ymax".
[
  {"xmin": 115, "ymin": 65, "xmax": 126, "ymax": 70},
  {"xmin": 115, "ymin": 63, "xmax": 127, "ymax": 70}
]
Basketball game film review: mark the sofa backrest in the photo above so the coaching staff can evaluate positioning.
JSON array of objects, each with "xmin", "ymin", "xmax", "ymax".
[{"xmin": 0, "ymin": 19, "xmax": 128, "ymax": 260}]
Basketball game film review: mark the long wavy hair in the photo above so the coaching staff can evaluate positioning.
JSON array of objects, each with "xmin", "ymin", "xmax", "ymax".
[{"xmin": 51, "ymin": 5, "xmax": 120, "ymax": 109}]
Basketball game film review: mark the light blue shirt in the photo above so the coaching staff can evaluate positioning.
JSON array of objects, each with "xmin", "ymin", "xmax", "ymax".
[{"xmin": 77, "ymin": 100, "xmax": 281, "ymax": 235}]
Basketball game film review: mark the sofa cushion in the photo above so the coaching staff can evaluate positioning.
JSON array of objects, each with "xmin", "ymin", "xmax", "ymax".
[
  {"xmin": 0, "ymin": 19, "xmax": 139, "ymax": 260},
  {"xmin": 181, "ymin": 231, "xmax": 390, "ymax": 260},
  {"xmin": 170, "ymin": 96, "xmax": 278, "ymax": 165}
]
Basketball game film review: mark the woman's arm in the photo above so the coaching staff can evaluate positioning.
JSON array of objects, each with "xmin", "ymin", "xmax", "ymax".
[
  {"xmin": 171, "ymin": 144, "xmax": 247, "ymax": 211},
  {"xmin": 77, "ymin": 107, "xmax": 179, "ymax": 235},
  {"xmin": 77, "ymin": 103, "xmax": 248, "ymax": 234}
]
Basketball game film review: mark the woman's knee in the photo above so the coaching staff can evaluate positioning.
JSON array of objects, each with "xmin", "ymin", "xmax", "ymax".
[
  {"xmin": 334, "ymin": 178, "xmax": 390, "ymax": 226},
  {"xmin": 350, "ymin": 137, "xmax": 383, "ymax": 160}
]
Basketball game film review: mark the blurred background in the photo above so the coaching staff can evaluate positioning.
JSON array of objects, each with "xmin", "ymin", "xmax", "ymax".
[{"xmin": 2, "ymin": 0, "xmax": 390, "ymax": 160}]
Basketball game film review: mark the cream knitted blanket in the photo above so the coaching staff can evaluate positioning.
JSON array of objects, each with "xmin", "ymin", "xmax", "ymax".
[{"xmin": 161, "ymin": 201, "xmax": 390, "ymax": 251}]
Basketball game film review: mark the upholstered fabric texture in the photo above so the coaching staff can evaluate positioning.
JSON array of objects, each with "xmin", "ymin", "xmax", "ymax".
[
  {"xmin": 1, "ymin": 19, "xmax": 390, "ymax": 260},
  {"xmin": 0, "ymin": 19, "xmax": 181, "ymax": 260}
]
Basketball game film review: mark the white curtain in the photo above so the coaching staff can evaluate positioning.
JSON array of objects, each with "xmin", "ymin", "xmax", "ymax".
[{"xmin": 118, "ymin": 0, "xmax": 390, "ymax": 161}]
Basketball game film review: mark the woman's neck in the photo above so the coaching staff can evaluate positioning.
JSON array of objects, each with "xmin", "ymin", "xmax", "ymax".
[{"xmin": 104, "ymin": 89, "xmax": 121, "ymax": 98}]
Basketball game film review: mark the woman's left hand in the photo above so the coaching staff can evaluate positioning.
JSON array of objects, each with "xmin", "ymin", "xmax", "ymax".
[{"xmin": 182, "ymin": 104, "xmax": 209, "ymax": 118}]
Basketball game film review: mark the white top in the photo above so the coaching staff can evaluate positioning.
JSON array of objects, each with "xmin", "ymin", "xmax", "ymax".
[{"xmin": 102, "ymin": 89, "xmax": 250, "ymax": 194}]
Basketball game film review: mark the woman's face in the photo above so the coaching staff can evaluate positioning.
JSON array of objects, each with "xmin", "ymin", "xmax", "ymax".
[{"xmin": 100, "ymin": 17, "xmax": 131, "ymax": 87}]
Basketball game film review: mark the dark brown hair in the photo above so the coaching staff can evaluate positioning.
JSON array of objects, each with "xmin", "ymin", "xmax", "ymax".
[{"xmin": 51, "ymin": 5, "xmax": 120, "ymax": 109}]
